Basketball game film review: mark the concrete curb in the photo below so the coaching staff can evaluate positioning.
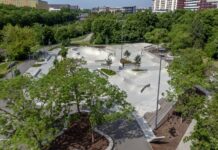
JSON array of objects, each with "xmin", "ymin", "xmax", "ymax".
[
  {"xmin": 94, "ymin": 128, "xmax": 114, "ymax": 150},
  {"xmin": 80, "ymin": 110, "xmax": 114, "ymax": 150}
]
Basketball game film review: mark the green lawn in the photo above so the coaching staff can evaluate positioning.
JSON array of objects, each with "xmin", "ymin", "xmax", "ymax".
[
  {"xmin": 32, "ymin": 64, "xmax": 42, "ymax": 67},
  {"xmin": 71, "ymin": 35, "xmax": 87, "ymax": 42},
  {"xmin": 0, "ymin": 62, "xmax": 10, "ymax": 78},
  {"xmin": 213, "ymin": 61, "xmax": 218, "ymax": 68},
  {"xmin": 101, "ymin": 68, "xmax": 116, "ymax": 76}
]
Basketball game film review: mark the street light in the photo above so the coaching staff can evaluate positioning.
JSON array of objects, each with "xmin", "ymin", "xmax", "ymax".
[
  {"xmin": 155, "ymin": 53, "xmax": 165, "ymax": 129},
  {"xmin": 121, "ymin": 23, "xmax": 124, "ymax": 60}
]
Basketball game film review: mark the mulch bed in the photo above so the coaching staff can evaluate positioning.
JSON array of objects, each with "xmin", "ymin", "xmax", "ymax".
[
  {"xmin": 151, "ymin": 111, "xmax": 191, "ymax": 150},
  {"xmin": 49, "ymin": 113, "xmax": 109, "ymax": 150}
]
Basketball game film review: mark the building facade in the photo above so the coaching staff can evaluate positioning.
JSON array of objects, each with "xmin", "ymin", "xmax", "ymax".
[
  {"xmin": 183, "ymin": 0, "xmax": 200, "ymax": 10},
  {"xmin": 152, "ymin": 0, "xmax": 218, "ymax": 12},
  {"xmin": 122, "ymin": 6, "xmax": 137, "ymax": 13},
  {"xmin": 92, "ymin": 6, "xmax": 137, "ymax": 13},
  {"xmin": 152, "ymin": 0, "xmax": 178, "ymax": 12},
  {"xmin": 0, "ymin": 0, "xmax": 48, "ymax": 9}
]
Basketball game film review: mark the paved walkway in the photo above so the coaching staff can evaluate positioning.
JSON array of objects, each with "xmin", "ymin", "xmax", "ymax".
[
  {"xmin": 176, "ymin": 119, "xmax": 196, "ymax": 150},
  {"xmin": 98, "ymin": 119, "xmax": 153, "ymax": 150},
  {"xmin": 4, "ymin": 60, "xmax": 35, "ymax": 79}
]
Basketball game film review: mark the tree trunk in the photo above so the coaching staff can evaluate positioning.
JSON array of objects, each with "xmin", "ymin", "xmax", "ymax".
[
  {"xmin": 76, "ymin": 99, "xmax": 81, "ymax": 114},
  {"xmin": 92, "ymin": 129, "xmax": 95, "ymax": 143}
]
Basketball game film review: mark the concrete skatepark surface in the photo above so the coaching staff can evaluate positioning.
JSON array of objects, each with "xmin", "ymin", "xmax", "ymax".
[
  {"xmin": 22, "ymin": 43, "xmax": 170, "ymax": 142},
  {"xmin": 67, "ymin": 43, "xmax": 170, "ymax": 117}
]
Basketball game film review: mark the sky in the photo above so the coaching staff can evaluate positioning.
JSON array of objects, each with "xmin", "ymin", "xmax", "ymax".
[{"xmin": 46, "ymin": 0, "xmax": 152, "ymax": 9}]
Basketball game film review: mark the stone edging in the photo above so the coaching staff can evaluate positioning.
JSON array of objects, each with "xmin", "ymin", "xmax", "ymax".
[
  {"xmin": 94, "ymin": 128, "xmax": 114, "ymax": 150},
  {"xmin": 80, "ymin": 110, "xmax": 114, "ymax": 150}
]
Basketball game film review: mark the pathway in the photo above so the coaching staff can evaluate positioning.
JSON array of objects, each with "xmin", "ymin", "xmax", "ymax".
[
  {"xmin": 98, "ymin": 119, "xmax": 153, "ymax": 150},
  {"xmin": 4, "ymin": 60, "xmax": 35, "ymax": 79},
  {"xmin": 176, "ymin": 119, "xmax": 196, "ymax": 150}
]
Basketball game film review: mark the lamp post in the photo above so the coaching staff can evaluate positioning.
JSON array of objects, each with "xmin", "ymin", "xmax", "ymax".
[
  {"xmin": 121, "ymin": 23, "xmax": 124, "ymax": 60},
  {"xmin": 155, "ymin": 53, "xmax": 165, "ymax": 129}
]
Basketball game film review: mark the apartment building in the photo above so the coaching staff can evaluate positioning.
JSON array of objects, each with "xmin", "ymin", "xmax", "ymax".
[
  {"xmin": 92, "ymin": 6, "xmax": 137, "ymax": 13},
  {"xmin": 153, "ymin": 0, "xmax": 218, "ymax": 12},
  {"xmin": 123, "ymin": 6, "xmax": 137, "ymax": 13},
  {"xmin": 183, "ymin": 0, "xmax": 200, "ymax": 10},
  {"xmin": 183, "ymin": 0, "xmax": 218, "ymax": 10},
  {"xmin": 0, "ymin": 0, "xmax": 48, "ymax": 10},
  {"xmin": 152, "ymin": 0, "xmax": 178, "ymax": 12}
]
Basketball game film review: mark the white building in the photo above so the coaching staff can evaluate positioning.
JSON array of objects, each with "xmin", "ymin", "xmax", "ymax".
[
  {"xmin": 184, "ymin": 0, "xmax": 200, "ymax": 10},
  {"xmin": 152, "ymin": 0, "xmax": 178, "ymax": 12}
]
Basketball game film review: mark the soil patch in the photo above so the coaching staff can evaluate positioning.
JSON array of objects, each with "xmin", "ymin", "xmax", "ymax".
[
  {"xmin": 151, "ymin": 111, "xmax": 191, "ymax": 150},
  {"xmin": 49, "ymin": 113, "xmax": 109, "ymax": 150}
]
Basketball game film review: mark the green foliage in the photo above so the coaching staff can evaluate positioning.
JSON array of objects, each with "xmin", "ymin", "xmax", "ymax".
[
  {"xmin": 14, "ymin": 69, "xmax": 21, "ymax": 76},
  {"xmin": 0, "ymin": 4, "xmax": 79, "ymax": 29},
  {"xmin": 91, "ymin": 10, "xmax": 158, "ymax": 44},
  {"xmin": 105, "ymin": 57, "xmax": 113, "ymax": 69},
  {"xmin": 134, "ymin": 55, "xmax": 141, "ymax": 66},
  {"xmin": 34, "ymin": 25, "xmax": 56, "ymax": 46},
  {"xmin": 204, "ymin": 28, "xmax": 218, "ymax": 58},
  {"xmin": 59, "ymin": 46, "xmax": 68, "ymax": 58},
  {"xmin": 55, "ymin": 27, "xmax": 70, "ymax": 43},
  {"xmin": 168, "ymin": 49, "xmax": 208, "ymax": 96},
  {"xmin": 124, "ymin": 50, "xmax": 131, "ymax": 58},
  {"xmin": 144, "ymin": 28, "xmax": 169, "ymax": 44},
  {"xmin": 168, "ymin": 24, "xmax": 192, "ymax": 53},
  {"xmin": 176, "ymin": 92, "xmax": 205, "ymax": 118},
  {"xmin": 0, "ymin": 59, "xmax": 133, "ymax": 149},
  {"xmin": 0, "ymin": 62, "xmax": 9, "ymax": 78},
  {"xmin": 188, "ymin": 94, "xmax": 218, "ymax": 149},
  {"xmin": 1, "ymin": 24, "xmax": 38, "ymax": 60},
  {"xmin": 101, "ymin": 68, "xmax": 116, "ymax": 76},
  {"xmin": 0, "ymin": 51, "xmax": 5, "ymax": 63}
]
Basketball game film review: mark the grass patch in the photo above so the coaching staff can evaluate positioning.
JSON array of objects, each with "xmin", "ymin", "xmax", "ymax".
[
  {"xmin": 71, "ymin": 35, "xmax": 87, "ymax": 42},
  {"xmin": 32, "ymin": 64, "xmax": 42, "ymax": 67},
  {"xmin": 0, "ymin": 62, "xmax": 10, "ymax": 78},
  {"xmin": 101, "ymin": 68, "xmax": 116, "ymax": 76},
  {"xmin": 120, "ymin": 58, "xmax": 133, "ymax": 65},
  {"xmin": 213, "ymin": 61, "xmax": 218, "ymax": 69}
]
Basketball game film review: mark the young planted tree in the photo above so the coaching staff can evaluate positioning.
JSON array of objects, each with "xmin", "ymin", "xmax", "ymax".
[
  {"xmin": 124, "ymin": 50, "xmax": 131, "ymax": 60},
  {"xmin": 59, "ymin": 46, "xmax": 68, "ymax": 59},
  {"xmin": 105, "ymin": 55, "xmax": 113, "ymax": 69},
  {"xmin": 134, "ymin": 55, "xmax": 141, "ymax": 69}
]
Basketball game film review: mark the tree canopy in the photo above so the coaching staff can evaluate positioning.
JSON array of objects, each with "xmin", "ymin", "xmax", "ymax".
[{"xmin": 0, "ymin": 59, "xmax": 133, "ymax": 149}]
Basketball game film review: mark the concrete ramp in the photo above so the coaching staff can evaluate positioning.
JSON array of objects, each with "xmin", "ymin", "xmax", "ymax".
[{"xmin": 133, "ymin": 112, "xmax": 156, "ymax": 142}]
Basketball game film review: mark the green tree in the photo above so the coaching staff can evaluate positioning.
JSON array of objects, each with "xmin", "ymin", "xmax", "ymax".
[
  {"xmin": 54, "ymin": 27, "xmax": 70, "ymax": 43},
  {"xmin": 0, "ymin": 77, "xmax": 59, "ymax": 150},
  {"xmin": 105, "ymin": 57, "xmax": 112, "ymax": 69},
  {"xmin": 134, "ymin": 55, "xmax": 141, "ymax": 68},
  {"xmin": 168, "ymin": 49, "xmax": 208, "ymax": 96},
  {"xmin": 0, "ymin": 59, "xmax": 133, "ymax": 149},
  {"xmin": 1, "ymin": 24, "xmax": 38, "ymax": 60},
  {"xmin": 59, "ymin": 46, "xmax": 68, "ymax": 58},
  {"xmin": 168, "ymin": 24, "xmax": 192, "ymax": 53},
  {"xmin": 124, "ymin": 50, "xmax": 131, "ymax": 59},
  {"xmin": 144, "ymin": 28, "xmax": 169, "ymax": 44},
  {"xmin": 188, "ymin": 93, "xmax": 218, "ymax": 149}
]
